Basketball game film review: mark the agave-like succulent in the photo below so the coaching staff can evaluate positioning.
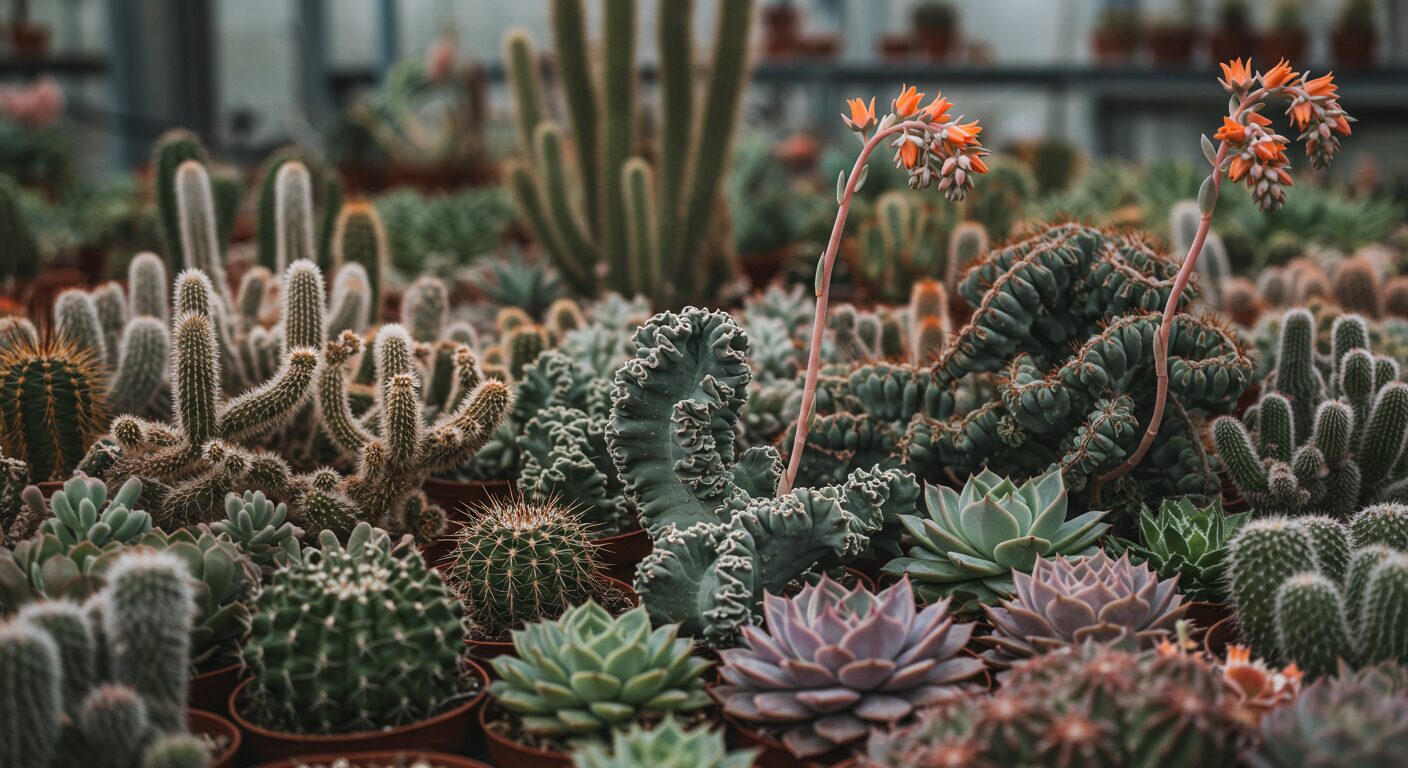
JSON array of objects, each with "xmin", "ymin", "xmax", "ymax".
[
  {"xmin": 981, "ymin": 551, "xmax": 1187, "ymax": 669},
  {"xmin": 1110, "ymin": 498, "xmax": 1249, "ymax": 602},
  {"xmin": 713, "ymin": 576, "xmax": 984, "ymax": 759},
  {"xmin": 882, "ymin": 469, "xmax": 1109, "ymax": 606},
  {"xmin": 490, "ymin": 601, "xmax": 713, "ymax": 741},
  {"xmin": 1247, "ymin": 661, "xmax": 1408, "ymax": 768},
  {"xmin": 571, "ymin": 716, "xmax": 758, "ymax": 768}
]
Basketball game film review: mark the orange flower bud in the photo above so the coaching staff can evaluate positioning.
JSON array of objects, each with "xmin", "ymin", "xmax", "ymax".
[
  {"xmin": 844, "ymin": 96, "xmax": 877, "ymax": 130},
  {"xmin": 894, "ymin": 84, "xmax": 923, "ymax": 117},
  {"xmin": 1215, "ymin": 117, "xmax": 1247, "ymax": 144},
  {"xmin": 899, "ymin": 140, "xmax": 921, "ymax": 169},
  {"xmin": 923, "ymin": 93, "xmax": 952, "ymax": 122}
]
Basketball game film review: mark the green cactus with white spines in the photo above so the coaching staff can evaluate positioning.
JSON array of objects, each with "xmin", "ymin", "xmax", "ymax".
[
  {"xmin": 330, "ymin": 200, "xmax": 386, "ymax": 323},
  {"xmin": 1215, "ymin": 310, "xmax": 1408, "ymax": 517},
  {"xmin": 0, "ymin": 549, "xmax": 205, "ymax": 768},
  {"xmin": 91, "ymin": 284, "xmax": 127, "ymax": 366},
  {"xmin": 0, "ymin": 336, "xmax": 109, "ymax": 482},
  {"xmin": 55, "ymin": 289, "xmax": 108, "ymax": 365},
  {"xmin": 607, "ymin": 307, "xmax": 920, "ymax": 642},
  {"xmin": 151, "ymin": 129, "xmax": 208, "ymax": 275},
  {"xmin": 241, "ymin": 523, "xmax": 466, "ymax": 734},
  {"xmin": 174, "ymin": 160, "xmax": 232, "ymax": 308},
  {"xmin": 505, "ymin": 0, "xmax": 753, "ymax": 304},
  {"xmin": 450, "ymin": 497, "xmax": 600, "ymax": 638},
  {"xmin": 402, "ymin": 275, "xmax": 449, "ymax": 344},
  {"xmin": 326, "ymin": 262, "xmax": 371, "ymax": 338},
  {"xmin": 315, "ymin": 325, "xmax": 512, "ymax": 539},
  {"xmin": 54, "ymin": 268, "xmax": 172, "ymax": 420},
  {"xmin": 1227, "ymin": 507, "xmax": 1408, "ymax": 675},
  {"xmin": 128, "ymin": 253, "xmax": 169, "ymax": 322}
]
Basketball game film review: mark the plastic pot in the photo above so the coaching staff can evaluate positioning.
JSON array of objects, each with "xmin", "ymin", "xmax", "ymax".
[
  {"xmin": 254, "ymin": 751, "xmax": 491, "ymax": 768},
  {"xmin": 480, "ymin": 701, "xmax": 571, "ymax": 768},
  {"xmin": 189, "ymin": 661, "xmax": 243, "ymax": 714},
  {"xmin": 190, "ymin": 708, "xmax": 241, "ymax": 768},
  {"xmin": 467, "ymin": 575, "xmax": 638, "ymax": 668},
  {"xmin": 229, "ymin": 659, "xmax": 488, "ymax": 762}
]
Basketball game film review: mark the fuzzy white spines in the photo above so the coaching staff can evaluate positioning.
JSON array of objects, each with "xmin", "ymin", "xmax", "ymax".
[
  {"xmin": 173, "ymin": 161, "xmax": 231, "ymax": 306},
  {"xmin": 128, "ymin": 252, "xmax": 169, "ymax": 321},
  {"xmin": 274, "ymin": 161, "xmax": 316, "ymax": 274}
]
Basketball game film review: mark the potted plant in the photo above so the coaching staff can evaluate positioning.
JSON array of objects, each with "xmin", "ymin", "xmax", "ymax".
[
  {"xmin": 877, "ymin": 31, "xmax": 915, "ymax": 61},
  {"xmin": 1147, "ymin": 1, "xmax": 1198, "ymax": 66},
  {"xmin": 1331, "ymin": 0, "xmax": 1377, "ymax": 69},
  {"xmin": 573, "ymin": 717, "xmax": 758, "ymax": 768},
  {"xmin": 1209, "ymin": 0, "xmax": 1255, "ymax": 63},
  {"xmin": 713, "ymin": 577, "xmax": 985, "ymax": 765},
  {"xmin": 229, "ymin": 523, "xmax": 488, "ymax": 761},
  {"xmin": 911, "ymin": 1, "xmax": 959, "ymax": 61},
  {"xmin": 1091, "ymin": 7, "xmax": 1142, "ymax": 63},
  {"xmin": 761, "ymin": 1, "xmax": 802, "ymax": 59},
  {"xmin": 1260, "ymin": 0, "xmax": 1307, "ymax": 66},
  {"xmin": 482, "ymin": 601, "xmax": 714, "ymax": 768},
  {"xmin": 6, "ymin": 0, "xmax": 50, "ymax": 57},
  {"xmin": 256, "ymin": 754, "xmax": 490, "ymax": 768}
]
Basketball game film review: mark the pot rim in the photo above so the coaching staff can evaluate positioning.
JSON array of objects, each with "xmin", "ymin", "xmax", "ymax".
[
  {"xmin": 189, "ymin": 707, "xmax": 242, "ymax": 766},
  {"xmin": 478, "ymin": 699, "xmax": 571, "ymax": 762},
  {"xmin": 228, "ymin": 658, "xmax": 489, "ymax": 745}
]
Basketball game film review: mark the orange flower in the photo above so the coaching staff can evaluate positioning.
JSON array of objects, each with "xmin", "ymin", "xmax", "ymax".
[
  {"xmin": 844, "ymin": 96, "xmax": 876, "ymax": 130},
  {"xmin": 894, "ymin": 84, "xmax": 924, "ymax": 117},
  {"xmin": 898, "ymin": 140, "xmax": 921, "ymax": 169},
  {"xmin": 970, "ymin": 155, "xmax": 989, "ymax": 174},
  {"xmin": 1214, "ymin": 117, "xmax": 1247, "ymax": 144},
  {"xmin": 1291, "ymin": 73, "xmax": 1339, "ymax": 127},
  {"xmin": 946, "ymin": 120, "xmax": 982, "ymax": 147},
  {"xmin": 1260, "ymin": 58, "xmax": 1298, "ymax": 89},
  {"xmin": 1220, "ymin": 58, "xmax": 1255, "ymax": 91},
  {"xmin": 1333, "ymin": 113, "xmax": 1352, "ymax": 135},
  {"xmin": 1229, "ymin": 155, "xmax": 1251, "ymax": 181},
  {"xmin": 923, "ymin": 93, "xmax": 953, "ymax": 123},
  {"xmin": 1253, "ymin": 138, "xmax": 1286, "ymax": 162}
]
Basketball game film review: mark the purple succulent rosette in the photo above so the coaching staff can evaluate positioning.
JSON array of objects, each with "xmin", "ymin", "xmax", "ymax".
[
  {"xmin": 713, "ymin": 576, "xmax": 984, "ymax": 759},
  {"xmin": 981, "ymin": 550, "xmax": 1187, "ymax": 669}
]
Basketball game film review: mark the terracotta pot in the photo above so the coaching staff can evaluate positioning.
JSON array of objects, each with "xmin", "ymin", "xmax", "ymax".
[
  {"xmin": 803, "ymin": 35, "xmax": 842, "ymax": 59},
  {"xmin": 1331, "ymin": 28, "xmax": 1377, "ymax": 69},
  {"xmin": 722, "ymin": 712, "xmax": 857, "ymax": 768},
  {"xmin": 916, "ymin": 29, "xmax": 956, "ymax": 61},
  {"xmin": 190, "ymin": 708, "xmax": 241, "ymax": 768},
  {"xmin": 761, "ymin": 6, "xmax": 802, "ymax": 59},
  {"xmin": 1147, "ymin": 27, "xmax": 1195, "ymax": 66},
  {"xmin": 877, "ymin": 33, "xmax": 915, "ymax": 61},
  {"xmin": 254, "ymin": 752, "xmax": 491, "ymax": 768},
  {"xmin": 467, "ymin": 575, "xmax": 638, "ymax": 667},
  {"xmin": 1204, "ymin": 615, "xmax": 1241, "ymax": 659},
  {"xmin": 189, "ymin": 661, "xmax": 243, "ymax": 714},
  {"xmin": 1186, "ymin": 601, "xmax": 1232, "ymax": 633},
  {"xmin": 1258, "ymin": 31, "xmax": 1306, "ymax": 67},
  {"xmin": 422, "ymin": 477, "xmax": 515, "ymax": 520},
  {"xmin": 229, "ymin": 659, "xmax": 488, "ymax": 762},
  {"xmin": 7, "ymin": 22, "xmax": 51, "ymax": 58},
  {"xmin": 35, "ymin": 480, "xmax": 64, "ymax": 499},
  {"xmin": 480, "ymin": 701, "xmax": 571, "ymax": 768},
  {"xmin": 596, "ymin": 526, "xmax": 650, "ymax": 582},
  {"xmin": 1209, "ymin": 30, "xmax": 1255, "ymax": 64},
  {"xmin": 1091, "ymin": 29, "xmax": 1139, "ymax": 63}
]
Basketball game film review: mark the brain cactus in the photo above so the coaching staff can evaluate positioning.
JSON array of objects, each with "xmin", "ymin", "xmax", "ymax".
[
  {"xmin": 981, "ymin": 551, "xmax": 1187, "ymax": 669},
  {"xmin": 449, "ymin": 497, "xmax": 600, "ymax": 638},
  {"xmin": 571, "ymin": 716, "xmax": 758, "ymax": 768},
  {"xmin": 714, "ymin": 577, "xmax": 983, "ymax": 759},
  {"xmin": 489, "ymin": 601, "xmax": 712, "ymax": 742},
  {"xmin": 240, "ymin": 523, "xmax": 467, "ymax": 734},
  {"xmin": 1110, "ymin": 497, "xmax": 1250, "ymax": 602},
  {"xmin": 882, "ymin": 469, "xmax": 1110, "ymax": 606}
]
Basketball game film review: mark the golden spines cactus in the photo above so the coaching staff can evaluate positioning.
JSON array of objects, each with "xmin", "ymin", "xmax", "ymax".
[{"xmin": 0, "ymin": 338, "xmax": 108, "ymax": 482}]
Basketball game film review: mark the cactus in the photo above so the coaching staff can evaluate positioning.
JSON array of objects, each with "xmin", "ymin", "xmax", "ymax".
[
  {"xmin": 504, "ymin": 0, "xmax": 754, "ymax": 304},
  {"xmin": 254, "ymin": 153, "xmax": 321, "ymax": 274},
  {"xmin": 401, "ymin": 276, "xmax": 448, "ymax": 344},
  {"xmin": 0, "ymin": 175, "xmax": 39, "ymax": 281},
  {"xmin": 151, "ymin": 129, "xmax": 209, "ymax": 274},
  {"xmin": 1227, "ymin": 509, "xmax": 1408, "ymax": 675},
  {"xmin": 174, "ymin": 161, "xmax": 232, "ymax": 304},
  {"xmin": 240, "ymin": 523, "xmax": 466, "ymax": 734},
  {"xmin": 506, "ymin": 323, "xmax": 549, "ymax": 380},
  {"xmin": 1215, "ymin": 310, "xmax": 1408, "ymax": 516},
  {"xmin": 1385, "ymin": 276, "xmax": 1408, "ymax": 320},
  {"xmin": 853, "ymin": 192, "xmax": 957, "ymax": 302},
  {"xmin": 0, "ymin": 446, "xmax": 30, "ymax": 545},
  {"xmin": 1248, "ymin": 661, "xmax": 1408, "ymax": 768},
  {"xmin": 449, "ymin": 497, "xmax": 600, "ymax": 637},
  {"xmin": 55, "ymin": 289, "xmax": 108, "ymax": 363},
  {"xmin": 0, "ymin": 336, "xmax": 109, "ymax": 482},
  {"xmin": 1334, "ymin": 255, "xmax": 1383, "ymax": 318},
  {"xmin": 330, "ymin": 200, "xmax": 386, "ymax": 322},
  {"xmin": 606, "ymin": 307, "xmax": 920, "ymax": 643},
  {"xmin": 961, "ymin": 157, "xmax": 1034, "ymax": 240}
]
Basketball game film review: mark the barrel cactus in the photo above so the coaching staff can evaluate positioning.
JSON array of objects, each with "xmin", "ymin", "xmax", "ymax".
[
  {"xmin": 1109, "ymin": 497, "xmax": 1250, "ymax": 602},
  {"xmin": 981, "ymin": 551, "xmax": 1187, "ymax": 669},
  {"xmin": 489, "ymin": 601, "xmax": 712, "ymax": 743},
  {"xmin": 714, "ymin": 577, "xmax": 983, "ymax": 759},
  {"xmin": 882, "ymin": 468, "xmax": 1109, "ymax": 607},
  {"xmin": 0, "ymin": 336, "xmax": 108, "ymax": 482},
  {"xmin": 239, "ymin": 523, "xmax": 467, "ymax": 734}
]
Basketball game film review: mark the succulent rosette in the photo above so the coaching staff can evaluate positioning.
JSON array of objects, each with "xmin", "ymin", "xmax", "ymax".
[{"xmin": 714, "ymin": 576, "xmax": 983, "ymax": 759}]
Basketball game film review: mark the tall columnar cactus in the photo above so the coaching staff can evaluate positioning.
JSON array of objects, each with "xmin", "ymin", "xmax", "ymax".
[
  {"xmin": 854, "ymin": 192, "xmax": 957, "ymax": 303},
  {"xmin": 151, "ymin": 129, "xmax": 209, "ymax": 275},
  {"xmin": 330, "ymin": 200, "xmax": 387, "ymax": 322},
  {"xmin": 1215, "ymin": 310, "xmax": 1408, "ymax": 516},
  {"xmin": 0, "ymin": 175, "xmax": 39, "ymax": 281},
  {"xmin": 505, "ymin": 0, "xmax": 754, "ymax": 303},
  {"xmin": 55, "ymin": 289, "xmax": 107, "ymax": 363},
  {"xmin": 1227, "ymin": 509, "xmax": 1408, "ymax": 675},
  {"xmin": 606, "ymin": 308, "xmax": 920, "ymax": 643},
  {"xmin": 401, "ymin": 276, "xmax": 448, "ymax": 344},
  {"xmin": 449, "ymin": 497, "xmax": 600, "ymax": 637},
  {"xmin": 316, "ymin": 325, "xmax": 512, "ymax": 539},
  {"xmin": 57, "ymin": 272, "xmax": 173, "ymax": 421},
  {"xmin": 240, "ymin": 523, "xmax": 466, "ymax": 734},
  {"xmin": 0, "ymin": 549, "xmax": 205, "ymax": 768},
  {"xmin": 0, "ymin": 337, "xmax": 108, "ymax": 482},
  {"xmin": 174, "ymin": 160, "xmax": 232, "ymax": 304},
  {"xmin": 1333, "ymin": 255, "xmax": 1383, "ymax": 318}
]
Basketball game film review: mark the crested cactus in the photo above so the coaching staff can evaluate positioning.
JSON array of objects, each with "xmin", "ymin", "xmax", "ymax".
[
  {"xmin": 448, "ymin": 497, "xmax": 600, "ymax": 638},
  {"xmin": 1214, "ymin": 310, "xmax": 1408, "ymax": 516},
  {"xmin": 607, "ymin": 307, "xmax": 920, "ymax": 643},
  {"xmin": 240, "ymin": 523, "xmax": 466, "ymax": 734},
  {"xmin": 1227, "ymin": 509, "xmax": 1408, "ymax": 675},
  {"xmin": 505, "ymin": 0, "xmax": 754, "ymax": 304},
  {"xmin": 330, "ymin": 200, "xmax": 386, "ymax": 322},
  {"xmin": 0, "ymin": 336, "xmax": 108, "ymax": 481}
]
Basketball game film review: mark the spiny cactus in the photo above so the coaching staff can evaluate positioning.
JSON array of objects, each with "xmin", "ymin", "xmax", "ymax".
[
  {"xmin": 1385, "ymin": 276, "xmax": 1408, "ymax": 320},
  {"xmin": 449, "ymin": 497, "xmax": 600, "ymax": 638},
  {"xmin": 151, "ymin": 129, "xmax": 208, "ymax": 275},
  {"xmin": 174, "ymin": 161, "xmax": 232, "ymax": 304},
  {"xmin": 505, "ymin": 0, "xmax": 753, "ymax": 304},
  {"xmin": 54, "ymin": 271, "xmax": 172, "ymax": 420},
  {"xmin": 330, "ymin": 200, "xmax": 386, "ymax": 322},
  {"xmin": 240, "ymin": 523, "xmax": 466, "ymax": 734},
  {"xmin": 853, "ymin": 191, "xmax": 957, "ymax": 303},
  {"xmin": 402, "ymin": 276, "xmax": 448, "ymax": 344},
  {"xmin": 1247, "ymin": 661, "xmax": 1408, "ymax": 768},
  {"xmin": 0, "ymin": 336, "xmax": 108, "ymax": 482},
  {"xmin": 607, "ymin": 307, "xmax": 920, "ymax": 643},
  {"xmin": 0, "ymin": 446, "xmax": 31, "ymax": 545},
  {"xmin": 1333, "ymin": 255, "xmax": 1383, "ymax": 318},
  {"xmin": 55, "ymin": 289, "xmax": 108, "ymax": 364},
  {"xmin": 1215, "ymin": 310, "xmax": 1408, "ymax": 516}
]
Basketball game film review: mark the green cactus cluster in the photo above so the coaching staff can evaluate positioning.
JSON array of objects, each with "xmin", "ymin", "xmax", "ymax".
[
  {"xmin": 1227, "ymin": 507, "xmax": 1408, "ymax": 676},
  {"xmin": 853, "ymin": 191, "xmax": 961, "ymax": 303},
  {"xmin": 330, "ymin": 200, "xmax": 387, "ymax": 325},
  {"xmin": 1215, "ymin": 310, "xmax": 1408, "ymax": 517},
  {"xmin": 505, "ymin": 0, "xmax": 753, "ymax": 304},
  {"xmin": 607, "ymin": 307, "xmax": 920, "ymax": 643},
  {"xmin": 0, "ymin": 549, "xmax": 210, "ymax": 768},
  {"xmin": 240, "ymin": 523, "xmax": 467, "ymax": 734},
  {"xmin": 449, "ymin": 496, "xmax": 600, "ymax": 638}
]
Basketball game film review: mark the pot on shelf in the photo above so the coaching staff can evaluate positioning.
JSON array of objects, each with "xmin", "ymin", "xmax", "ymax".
[{"xmin": 228, "ymin": 659, "xmax": 489, "ymax": 762}]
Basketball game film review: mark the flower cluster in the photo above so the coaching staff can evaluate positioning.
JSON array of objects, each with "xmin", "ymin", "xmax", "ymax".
[
  {"xmin": 1213, "ymin": 58, "xmax": 1352, "ymax": 212},
  {"xmin": 1218, "ymin": 644, "xmax": 1303, "ymax": 726},
  {"xmin": 0, "ymin": 77, "xmax": 63, "ymax": 129},
  {"xmin": 843, "ymin": 84, "xmax": 989, "ymax": 201}
]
